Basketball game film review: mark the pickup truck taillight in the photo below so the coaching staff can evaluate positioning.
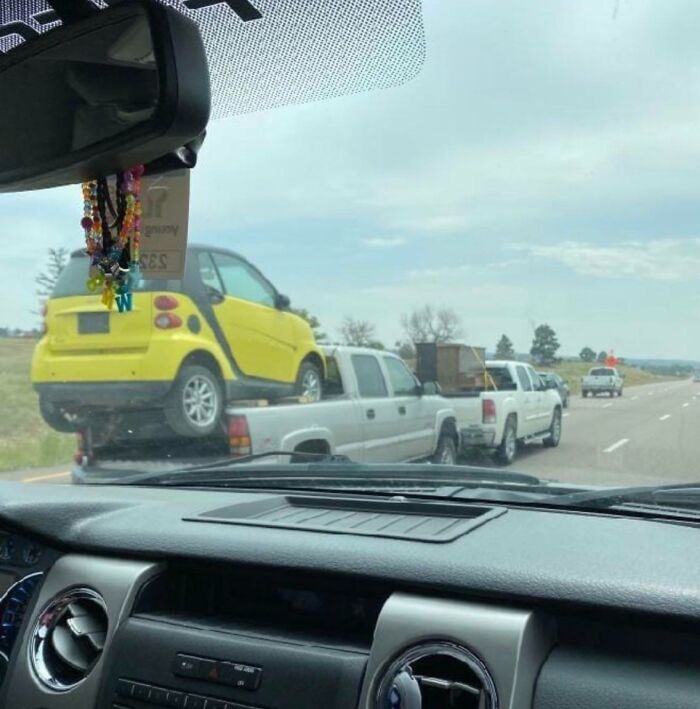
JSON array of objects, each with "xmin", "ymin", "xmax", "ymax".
[
  {"xmin": 228, "ymin": 415, "xmax": 252, "ymax": 456},
  {"xmin": 482, "ymin": 398, "xmax": 497, "ymax": 424}
]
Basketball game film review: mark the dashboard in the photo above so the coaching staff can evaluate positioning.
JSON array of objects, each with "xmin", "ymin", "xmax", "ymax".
[{"xmin": 0, "ymin": 481, "xmax": 698, "ymax": 709}]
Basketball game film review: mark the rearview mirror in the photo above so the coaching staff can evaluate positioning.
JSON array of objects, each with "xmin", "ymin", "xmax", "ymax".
[{"xmin": 0, "ymin": 0, "xmax": 210, "ymax": 192}]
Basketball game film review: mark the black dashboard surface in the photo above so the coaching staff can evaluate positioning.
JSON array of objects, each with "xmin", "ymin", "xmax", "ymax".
[{"xmin": 0, "ymin": 480, "xmax": 699, "ymax": 622}]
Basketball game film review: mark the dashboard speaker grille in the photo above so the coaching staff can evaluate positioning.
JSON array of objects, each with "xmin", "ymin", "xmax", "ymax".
[
  {"xmin": 29, "ymin": 588, "xmax": 108, "ymax": 691},
  {"xmin": 188, "ymin": 495, "xmax": 504, "ymax": 542},
  {"xmin": 376, "ymin": 642, "xmax": 497, "ymax": 709}
]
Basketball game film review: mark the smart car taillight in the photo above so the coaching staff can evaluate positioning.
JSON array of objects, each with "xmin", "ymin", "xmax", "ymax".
[
  {"xmin": 228, "ymin": 415, "xmax": 252, "ymax": 456},
  {"xmin": 154, "ymin": 295, "xmax": 179, "ymax": 310},
  {"xmin": 154, "ymin": 312, "xmax": 182, "ymax": 329},
  {"xmin": 482, "ymin": 398, "xmax": 497, "ymax": 424}
]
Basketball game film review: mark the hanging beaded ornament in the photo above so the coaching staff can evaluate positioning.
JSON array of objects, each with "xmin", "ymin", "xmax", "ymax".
[{"xmin": 81, "ymin": 165, "xmax": 144, "ymax": 312}]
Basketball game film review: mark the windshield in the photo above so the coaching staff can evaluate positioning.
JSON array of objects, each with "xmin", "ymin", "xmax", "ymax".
[{"xmin": 2, "ymin": 0, "xmax": 700, "ymax": 506}]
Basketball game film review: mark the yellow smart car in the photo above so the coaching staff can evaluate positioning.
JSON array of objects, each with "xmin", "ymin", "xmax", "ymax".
[{"xmin": 32, "ymin": 246, "xmax": 325, "ymax": 437}]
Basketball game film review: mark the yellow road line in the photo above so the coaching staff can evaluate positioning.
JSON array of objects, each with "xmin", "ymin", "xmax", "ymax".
[{"xmin": 23, "ymin": 471, "xmax": 71, "ymax": 484}]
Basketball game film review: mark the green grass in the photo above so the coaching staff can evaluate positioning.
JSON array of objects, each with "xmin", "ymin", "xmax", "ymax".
[
  {"xmin": 0, "ymin": 339, "xmax": 74, "ymax": 472},
  {"xmin": 539, "ymin": 361, "xmax": 676, "ymax": 395}
]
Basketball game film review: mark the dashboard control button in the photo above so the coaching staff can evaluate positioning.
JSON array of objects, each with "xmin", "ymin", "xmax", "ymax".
[
  {"xmin": 174, "ymin": 654, "xmax": 203, "ymax": 678},
  {"xmin": 199, "ymin": 659, "xmax": 219, "ymax": 681},
  {"xmin": 184, "ymin": 695, "xmax": 206, "ymax": 709},
  {"xmin": 116, "ymin": 679, "xmax": 134, "ymax": 697},
  {"xmin": 203, "ymin": 699, "xmax": 226, "ymax": 709},
  {"xmin": 132, "ymin": 682, "xmax": 151, "ymax": 701},
  {"xmin": 149, "ymin": 686, "xmax": 169, "ymax": 704},
  {"xmin": 218, "ymin": 662, "xmax": 261, "ymax": 690},
  {"xmin": 165, "ymin": 690, "xmax": 185, "ymax": 707}
]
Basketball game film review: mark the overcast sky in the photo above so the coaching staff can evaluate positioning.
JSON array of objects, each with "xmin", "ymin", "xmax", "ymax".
[{"xmin": 3, "ymin": 0, "xmax": 700, "ymax": 359}]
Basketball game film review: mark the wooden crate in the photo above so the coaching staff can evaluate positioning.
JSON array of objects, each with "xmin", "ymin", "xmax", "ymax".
[{"xmin": 436, "ymin": 344, "xmax": 486, "ymax": 388}]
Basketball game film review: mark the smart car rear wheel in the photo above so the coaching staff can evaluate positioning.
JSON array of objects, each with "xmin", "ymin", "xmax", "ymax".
[{"xmin": 165, "ymin": 365, "xmax": 223, "ymax": 437}]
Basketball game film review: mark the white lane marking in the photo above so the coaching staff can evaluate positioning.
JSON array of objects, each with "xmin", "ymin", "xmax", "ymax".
[
  {"xmin": 602, "ymin": 403, "xmax": 613, "ymax": 409},
  {"xmin": 631, "ymin": 396, "xmax": 638, "ymax": 401},
  {"xmin": 603, "ymin": 438, "xmax": 629, "ymax": 454},
  {"xmin": 659, "ymin": 414, "xmax": 671, "ymax": 421},
  {"xmin": 563, "ymin": 412, "xmax": 570, "ymax": 418},
  {"xmin": 683, "ymin": 403, "xmax": 689, "ymax": 408}
]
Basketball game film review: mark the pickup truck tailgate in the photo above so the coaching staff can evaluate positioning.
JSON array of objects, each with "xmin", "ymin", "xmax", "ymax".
[{"xmin": 445, "ymin": 394, "xmax": 482, "ymax": 427}]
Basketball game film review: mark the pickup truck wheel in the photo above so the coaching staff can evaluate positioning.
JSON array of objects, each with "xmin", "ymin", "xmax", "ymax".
[
  {"xmin": 543, "ymin": 408, "xmax": 562, "ymax": 448},
  {"xmin": 432, "ymin": 435, "xmax": 457, "ymax": 465},
  {"xmin": 618, "ymin": 388, "xmax": 623, "ymax": 397},
  {"xmin": 495, "ymin": 417, "xmax": 518, "ymax": 465},
  {"xmin": 165, "ymin": 365, "xmax": 223, "ymax": 438},
  {"xmin": 296, "ymin": 361, "xmax": 323, "ymax": 402}
]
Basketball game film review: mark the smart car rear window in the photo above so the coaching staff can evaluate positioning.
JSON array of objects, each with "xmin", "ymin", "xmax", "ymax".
[{"xmin": 52, "ymin": 254, "xmax": 182, "ymax": 297}]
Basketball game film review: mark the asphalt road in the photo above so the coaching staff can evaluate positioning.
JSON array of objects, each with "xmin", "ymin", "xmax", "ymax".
[
  {"xmin": 7, "ymin": 378, "xmax": 700, "ymax": 488},
  {"xmin": 497, "ymin": 378, "xmax": 700, "ymax": 487}
]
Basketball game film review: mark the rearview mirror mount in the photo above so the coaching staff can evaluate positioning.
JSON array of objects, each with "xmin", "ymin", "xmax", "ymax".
[{"xmin": 0, "ymin": 0, "xmax": 211, "ymax": 192}]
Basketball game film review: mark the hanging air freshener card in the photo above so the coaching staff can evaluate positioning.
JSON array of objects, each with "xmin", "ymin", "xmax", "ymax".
[{"xmin": 139, "ymin": 170, "xmax": 191, "ymax": 280}]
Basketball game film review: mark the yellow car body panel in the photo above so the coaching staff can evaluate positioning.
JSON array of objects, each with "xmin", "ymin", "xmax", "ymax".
[{"xmin": 31, "ymin": 292, "xmax": 235, "ymax": 385}]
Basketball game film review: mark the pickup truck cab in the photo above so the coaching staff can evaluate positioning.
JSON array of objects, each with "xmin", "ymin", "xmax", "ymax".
[
  {"xmin": 450, "ymin": 360, "xmax": 563, "ymax": 465},
  {"xmin": 581, "ymin": 367, "xmax": 624, "ymax": 398},
  {"xmin": 224, "ymin": 346, "xmax": 460, "ymax": 464}
]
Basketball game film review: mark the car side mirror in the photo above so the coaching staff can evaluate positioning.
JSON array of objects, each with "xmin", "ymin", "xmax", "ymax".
[
  {"xmin": 420, "ymin": 381, "xmax": 440, "ymax": 396},
  {"xmin": 276, "ymin": 294, "xmax": 291, "ymax": 310},
  {"xmin": 206, "ymin": 286, "xmax": 224, "ymax": 305},
  {"xmin": 0, "ymin": 0, "xmax": 211, "ymax": 192}
]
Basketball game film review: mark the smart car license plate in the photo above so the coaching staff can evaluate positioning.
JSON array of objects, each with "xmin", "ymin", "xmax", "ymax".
[{"xmin": 78, "ymin": 312, "xmax": 109, "ymax": 334}]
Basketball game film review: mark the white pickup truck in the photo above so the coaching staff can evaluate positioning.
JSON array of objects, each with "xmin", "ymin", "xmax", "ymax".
[
  {"xmin": 581, "ymin": 367, "xmax": 624, "ymax": 398},
  {"xmin": 449, "ymin": 360, "xmax": 563, "ymax": 465},
  {"xmin": 73, "ymin": 345, "xmax": 461, "ymax": 479},
  {"xmin": 223, "ymin": 345, "xmax": 459, "ymax": 464}
]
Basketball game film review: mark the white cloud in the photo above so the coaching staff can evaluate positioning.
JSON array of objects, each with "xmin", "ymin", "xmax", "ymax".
[
  {"xmin": 388, "ymin": 215, "xmax": 471, "ymax": 234},
  {"xmin": 361, "ymin": 237, "xmax": 405, "ymax": 248},
  {"xmin": 519, "ymin": 239, "xmax": 700, "ymax": 281}
]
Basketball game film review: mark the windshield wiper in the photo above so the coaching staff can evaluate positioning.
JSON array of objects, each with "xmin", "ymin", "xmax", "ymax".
[
  {"xmin": 543, "ymin": 482, "xmax": 700, "ymax": 512},
  {"xmin": 100, "ymin": 453, "xmax": 544, "ymax": 490}
]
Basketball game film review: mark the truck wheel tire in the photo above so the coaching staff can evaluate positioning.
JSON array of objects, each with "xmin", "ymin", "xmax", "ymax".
[
  {"xmin": 495, "ymin": 417, "xmax": 518, "ymax": 465},
  {"xmin": 563, "ymin": 395, "xmax": 569, "ymax": 409},
  {"xmin": 618, "ymin": 389, "xmax": 623, "ymax": 397},
  {"xmin": 544, "ymin": 408, "xmax": 562, "ymax": 448},
  {"xmin": 295, "ymin": 361, "xmax": 323, "ymax": 402},
  {"xmin": 165, "ymin": 365, "xmax": 223, "ymax": 438},
  {"xmin": 432, "ymin": 435, "xmax": 457, "ymax": 465},
  {"xmin": 39, "ymin": 397, "xmax": 77, "ymax": 433},
  {"xmin": 582, "ymin": 391, "xmax": 588, "ymax": 398}
]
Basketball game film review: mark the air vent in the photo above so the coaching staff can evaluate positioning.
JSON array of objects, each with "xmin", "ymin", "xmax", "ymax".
[
  {"xmin": 376, "ymin": 642, "xmax": 497, "ymax": 709},
  {"xmin": 187, "ymin": 495, "xmax": 505, "ymax": 542},
  {"xmin": 30, "ymin": 588, "xmax": 108, "ymax": 691}
]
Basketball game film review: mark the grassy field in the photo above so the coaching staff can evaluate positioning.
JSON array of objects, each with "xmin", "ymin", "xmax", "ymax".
[
  {"xmin": 539, "ymin": 361, "xmax": 676, "ymax": 395},
  {"xmin": 0, "ymin": 339, "xmax": 74, "ymax": 472}
]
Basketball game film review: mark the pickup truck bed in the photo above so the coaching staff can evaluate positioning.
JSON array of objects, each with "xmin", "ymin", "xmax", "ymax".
[{"xmin": 72, "ymin": 346, "xmax": 460, "ymax": 481}]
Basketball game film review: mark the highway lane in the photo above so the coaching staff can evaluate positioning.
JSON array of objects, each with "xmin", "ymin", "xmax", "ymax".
[
  {"xmin": 7, "ymin": 378, "xmax": 700, "ymax": 488},
  {"xmin": 503, "ymin": 378, "xmax": 700, "ymax": 486}
]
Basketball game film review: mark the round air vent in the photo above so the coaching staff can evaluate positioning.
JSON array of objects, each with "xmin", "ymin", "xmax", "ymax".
[
  {"xmin": 29, "ymin": 588, "xmax": 108, "ymax": 691},
  {"xmin": 376, "ymin": 642, "xmax": 498, "ymax": 709}
]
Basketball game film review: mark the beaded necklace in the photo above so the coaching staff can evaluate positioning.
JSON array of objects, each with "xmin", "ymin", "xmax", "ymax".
[{"xmin": 81, "ymin": 165, "xmax": 144, "ymax": 312}]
